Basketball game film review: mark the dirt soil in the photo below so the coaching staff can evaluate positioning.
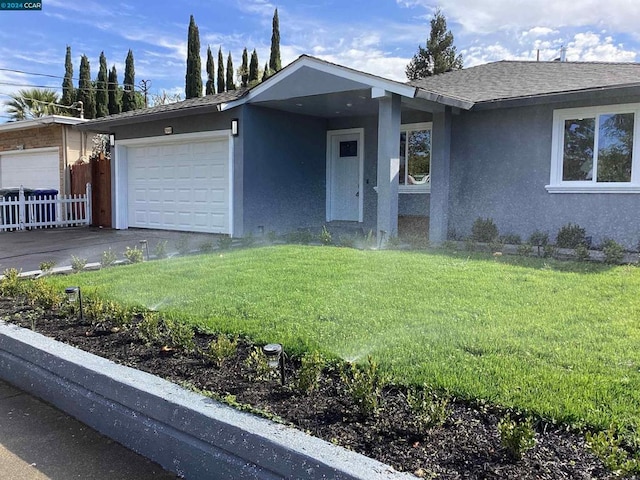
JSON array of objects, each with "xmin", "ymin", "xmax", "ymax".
[{"xmin": 0, "ymin": 296, "xmax": 616, "ymax": 480}]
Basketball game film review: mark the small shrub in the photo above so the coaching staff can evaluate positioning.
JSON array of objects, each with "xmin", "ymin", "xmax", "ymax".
[
  {"xmin": 25, "ymin": 279, "xmax": 63, "ymax": 310},
  {"xmin": 123, "ymin": 246, "xmax": 143, "ymax": 264},
  {"xmin": 240, "ymin": 233, "xmax": 255, "ymax": 248},
  {"xmin": 0, "ymin": 268, "xmax": 24, "ymax": 297},
  {"xmin": 204, "ymin": 334, "xmax": 238, "ymax": 367},
  {"xmin": 295, "ymin": 351, "xmax": 325, "ymax": 393},
  {"xmin": 406, "ymin": 386, "xmax": 449, "ymax": 434},
  {"xmin": 164, "ymin": 317, "xmax": 195, "ymax": 352},
  {"xmin": 154, "ymin": 240, "xmax": 168, "ymax": 259},
  {"xmin": 340, "ymin": 356, "xmax": 387, "ymax": 417},
  {"xmin": 556, "ymin": 223, "xmax": 586, "ymax": 248},
  {"xmin": 543, "ymin": 244, "xmax": 558, "ymax": 259},
  {"xmin": 528, "ymin": 230, "xmax": 549, "ymax": 256},
  {"xmin": 498, "ymin": 416, "xmax": 536, "ymax": 461},
  {"xmin": 574, "ymin": 243, "xmax": 590, "ymax": 262},
  {"xmin": 101, "ymin": 248, "xmax": 117, "ymax": 268},
  {"xmin": 137, "ymin": 311, "xmax": 161, "ymax": 344},
  {"xmin": 488, "ymin": 239, "xmax": 504, "ymax": 254},
  {"xmin": 175, "ymin": 235, "xmax": 191, "ymax": 255},
  {"xmin": 199, "ymin": 240, "xmax": 215, "ymax": 253},
  {"xmin": 500, "ymin": 233, "xmax": 522, "ymax": 245},
  {"xmin": 39, "ymin": 260, "xmax": 56, "ymax": 273},
  {"xmin": 586, "ymin": 427, "xmax": 640, "ymax": 475},
  {"xmin": 319, "ymin": 226, "xmax": 333, "ymax": 246},
  {"xmin": 217, "ymin": 235, "xmax": 233, "ymax": 250},
  {"xmin": 244, "ymin": 347, "xmax": 277, "ymax": 382},
  {"xmin": 517, "ymin": 244, "xmax": 533, "ymax": 257},
  {"xmin": 471, "ymin": 217, "xmax": 499, "ymax": 243},
  {"xmin": 602, "ymin": 238, "xmax": 625, "ymax": 264},
  {"xmin": 70, "ymin": 255, "xmax": 87, "ymax": 272}
]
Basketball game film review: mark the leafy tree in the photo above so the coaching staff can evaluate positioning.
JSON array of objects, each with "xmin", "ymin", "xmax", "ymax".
[
  {"xmin": 217, "ymin": 47, "xmax": 225, "ymax": 93},
  {"xmin": 95, "ymin": 51, "xmax": 109, "ymax": 117},
  {"xmin": 205, "ymin": 46, "xmax": 215, "ymax": 95},
  {"xmin": 240, "ymin": 47, "xmax": 249, "ymax": 88},
  {"xmin": 122, "ymin": 49, "xmax": 137, "ymax": 112},
  {"xmin": 185, "ymin": 15, "xmax": 202, "ymax": 98},
  {"xmin": 249, "ymin": 49, "xmax": 259, "ymax": 86},
  {"xmin": 262, "ymin": 62, "xmax": 271, "ymax": 82},
  {"xmin": 226, "ymin": 52, "xmax": 236, "ymax": 91},
  {"xmin": 269, "ymin": 8, "xmax": 282, "ymax": 72},
  {"xmin": 77, "ymin": 54, "xmax": 96, "ymax": 119},
  {"xmin": 61, "ymin": 45, "xmax": 74, "ymax": 107},
  {"xmin": 108, "ymin": 65, "xmax": 121, "ymax": 115},
  {"xmin": 4, "ymin": 88, "xmax": 60, "ymax": 121},
  {"xmin": 406, "ymin": 9, "xmax": 463, "ymax": 80}
]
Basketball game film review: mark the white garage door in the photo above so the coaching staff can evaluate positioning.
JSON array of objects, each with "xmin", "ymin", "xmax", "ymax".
[
  {"xmin": 127, "ymin": 138, "xmax": 230, "ymax": 234},
  {"xmin": 0, "ymin": 149, "xmax": 60, "ymax": 190}
]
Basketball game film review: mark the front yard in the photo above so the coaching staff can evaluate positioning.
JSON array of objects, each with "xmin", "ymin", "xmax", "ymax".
[{"xmin": 55, "ymin": 245, "xmax": 640, "ymax": 432}]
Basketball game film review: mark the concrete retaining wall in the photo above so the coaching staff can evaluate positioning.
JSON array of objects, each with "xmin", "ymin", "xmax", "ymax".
[{"xmin": 0, "ymin": 322, "xmax": 412, "ymax": 480}]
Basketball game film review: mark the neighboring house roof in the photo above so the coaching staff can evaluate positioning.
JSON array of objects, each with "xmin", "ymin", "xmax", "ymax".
[
  {"xmin": 0, "ymin": 115, "xmax": 86, "ymax": 132},
  {"xmin": 411, "ymin": 61, "xmax": 640, "ymax": 109},
  {"xmin": 78, "ymin": 89, "xmax": 248, "ymax": 130}
]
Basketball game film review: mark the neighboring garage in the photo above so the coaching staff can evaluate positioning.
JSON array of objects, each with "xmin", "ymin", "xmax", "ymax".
[
  {"xmin": 118, "ymin": 131, "xmax": 232, "ymax": 234},
  {"xmin": 0, "ymin": 147, "xmax": 60, "ymax": 190}
]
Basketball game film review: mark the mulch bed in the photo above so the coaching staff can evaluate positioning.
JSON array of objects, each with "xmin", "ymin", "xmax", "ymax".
[{"xmin": 0, "ymin": 296, "xmax": 615, "ymax": 479}]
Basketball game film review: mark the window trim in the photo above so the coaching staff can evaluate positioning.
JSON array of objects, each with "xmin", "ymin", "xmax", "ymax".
[
  {"xmin": 546, "ymin": 103, "xmax": 640, "ymax": 193},
  {"xmin": 399, "ymin": 121, "xmax": 432, "ymax": 194}
]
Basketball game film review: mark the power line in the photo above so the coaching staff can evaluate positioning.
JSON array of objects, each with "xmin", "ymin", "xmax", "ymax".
[{"xmin": 0, "ymin": 66, "xmax": 143, "ymax": 90}]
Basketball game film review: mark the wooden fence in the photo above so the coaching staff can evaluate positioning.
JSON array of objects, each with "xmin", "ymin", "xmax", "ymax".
[{"xmin": 0, "ymin": 184, "xmax": 91, "ymax": 232}]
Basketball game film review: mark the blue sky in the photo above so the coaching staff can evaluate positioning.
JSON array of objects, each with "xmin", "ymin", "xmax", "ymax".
[{"xmin": 0, "ymin": 0, "xmax": 639, "ymax": 120}]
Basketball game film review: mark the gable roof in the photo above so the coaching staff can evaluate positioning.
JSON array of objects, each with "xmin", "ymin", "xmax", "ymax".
[
  {"xmin": 411, "ymin": 61, "xmax": 640, "ymax": 108},
  {"xmin": 77, "ymin": 89, "xmax": 248, "ymax": 130}
]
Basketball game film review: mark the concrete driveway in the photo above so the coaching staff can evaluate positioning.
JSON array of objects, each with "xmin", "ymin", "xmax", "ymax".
[{"xmin": 0, "ymin": 227, "xmax": 223, "ymax": 273}]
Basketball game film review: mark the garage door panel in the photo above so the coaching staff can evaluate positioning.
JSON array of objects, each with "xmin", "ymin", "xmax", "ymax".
[{"xmin": 127, "ymin": 137, "xmax": 230, "ymax": 234}]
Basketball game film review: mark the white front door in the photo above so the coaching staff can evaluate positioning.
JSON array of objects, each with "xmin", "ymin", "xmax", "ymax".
[{"xmin": 327, "ymin": 129, "xmax": 363, "ymax": 222}]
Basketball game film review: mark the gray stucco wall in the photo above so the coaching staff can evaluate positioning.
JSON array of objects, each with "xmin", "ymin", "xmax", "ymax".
[
  {"xmin": 448, "ymin": 96, "xmax": 640, "ymax": 248},
  {"xmin": 242, "ymin": 106, "xmax": 328, "ymax": 235}
]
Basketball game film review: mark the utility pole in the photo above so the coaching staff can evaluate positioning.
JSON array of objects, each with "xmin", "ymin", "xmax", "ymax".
[{"xmin": 139, "ymin": 79, "xmax": 151, "ymax": 107}]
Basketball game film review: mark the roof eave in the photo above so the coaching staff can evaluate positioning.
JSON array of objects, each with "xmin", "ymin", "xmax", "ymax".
[
  {"xmin": 0, "ymin": 115, "xmax": 86, "ymax": 132},
  {"xmin": 414, "ymin": 89, "xmax": 474, "ymax": 110}
]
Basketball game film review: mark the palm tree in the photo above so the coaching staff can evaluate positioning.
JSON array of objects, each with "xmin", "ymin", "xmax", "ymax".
[{"xmin": 4, "ymin": 88, "xmax": 61, "ymax": 121}]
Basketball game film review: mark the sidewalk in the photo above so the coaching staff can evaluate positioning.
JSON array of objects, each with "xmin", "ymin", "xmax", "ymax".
[{"xmin": 0, "ymin": 380, "xmax": 177, "ymax": 479}]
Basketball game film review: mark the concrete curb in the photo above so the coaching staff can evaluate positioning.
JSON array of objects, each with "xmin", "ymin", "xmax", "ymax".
[{"xmin": 0, "ymin": 322, "xmax": 412, "ymax": 480}]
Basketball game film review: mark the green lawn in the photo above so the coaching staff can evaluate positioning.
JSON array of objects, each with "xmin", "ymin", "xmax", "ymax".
[{"xmin": 57, "ymin": 245, "xmax": 640, "ymax": 430}]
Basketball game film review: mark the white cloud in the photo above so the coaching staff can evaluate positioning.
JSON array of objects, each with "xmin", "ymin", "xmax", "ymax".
[{"xmin": 566, "ymin": 32, "xmax": 637, "ymax": 61}]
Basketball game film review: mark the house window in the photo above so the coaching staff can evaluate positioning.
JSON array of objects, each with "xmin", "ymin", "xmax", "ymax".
[
  {"xmin": 399, "ymin": 122, "xmax": 431, "ymax": 193},
  {"xmin": 547, "ymin": 104, "xmax": 640, "ymax": 193}
]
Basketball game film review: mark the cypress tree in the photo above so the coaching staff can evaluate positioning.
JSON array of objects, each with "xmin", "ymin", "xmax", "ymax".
[
  {"xmin": 269, "ymin": 8, "xmax": 282, "ymax": 72},
  {"xmin": 248, "ymin": 49, "xmax": 259, "ymax": 86},
  {"xmin": 185, "ymin": 15, "xmax": 202, "ymax": 98},
  {"xmin": 205, "ymin": 46, "xmax": 215, "ymax": 95},
  {"xmin": 76, "ymin": 55, "xmax": 96, "ymax": 119},
  {"xmin": 217, "ymin": 47, "xmax": 225, "ymax": 93},
  {"xmin": 262, "ymin": 62, "xmax": 271, "ymax": 82},
  {"xmin": 122, "ymin": 49, "xmax": 136, "ymax": 112},
  {"xmin": 240, "ymin": 48, "xmax": 249, "ymax": 88},
  {"xmin": 95, "ymin": 51, "xmax": 109, "ymax": 118},
  {"xmin": 107, "ymin": 65, "xmax": 121, "ymax": 115},
  {"xmin": 226, "ymin": 52, "xmax": 236, "ymax": 91},
  {"xmin": 61, "ymin": 45, "xmax": 74, "ymax": 107}
]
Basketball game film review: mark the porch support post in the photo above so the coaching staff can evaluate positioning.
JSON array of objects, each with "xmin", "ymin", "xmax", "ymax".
[
  {"xmin": 429, "ymin": 107, "xmax": 452, "ymax": 244},
  {"xmin": 112, "ymin": 144, "xmax": 128, "ymax": 230},
  {"xmin": 375, "ymin": 92, "xmax": 401, "ymax": 245}
]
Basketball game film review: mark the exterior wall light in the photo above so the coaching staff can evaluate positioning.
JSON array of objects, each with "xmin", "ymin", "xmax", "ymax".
[
  {"xmin": 164, "ymin": 126, "xmax": 173, "ymax": 135},
  {"xmin": 262, "ymin": 343, "xmax": 285, "ymax": 385},
  {"xmin": 109, "ymin": 134, "xmax": 115, "ymax": 147},
  {"xmin": 139, "ymin": 239, "xmax": 149, "ymax": 261},
  {"xmin": 231, "ymin": 119, "xmax": 239, "ymax": 136},
  {"xmin": 65, "ymin": 286, "xmax": 83, "ymax": 320}
]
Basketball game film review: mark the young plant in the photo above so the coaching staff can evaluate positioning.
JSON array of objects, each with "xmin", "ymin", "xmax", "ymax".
[
  {"xmin": 217, "ymin": 235, "xmax": 233, "ymax": 250},
  {"xmin": 556, "ymin": 223, "xmax": 586, "ymax": 248},
  {"xmin": 154, "ymin": 240, "xmax": 168, "ymax": 259},
  {"xmin": 101, "ymin": 248, "xmax": 118, "ymax": 268},
  {"xmin": 340, "ymin": 356, "xmax": 387, "ymax": 417},
  {"xmin": 319, "ymin": 226, "xmax": 333, "ymax": 246},
  {"xmin": 295, "ymin": 351, "xmax": 325, "ymax": 393},
  {"xmin": 574, "ymin": 243, "xmax": 590, "ymax": 262},
  {"xmin": 136, "ymin": 311, "xmax": 162, "ymax": 344},
  {"xmin": 406, "ymin": 385, "xmax": 449, "ymax": 434},
  {"xmin": 39, "ymin": 260, "xmax": 56, "ymax": 273},
  {"xmin": 0, "ymin": 268, "xmax": 24, "ymax": 296},
  {"xmin": 543, "ymin": 244, "xmax": 558, "ymax": 259},
  {"xmin": 70, "ymin": 255, "xmax": 87, "ymax": 272},
  {"xmin": 586, "ymin": 427, "xmax": 640, "ymax": 475},
  {"xmin": 204, "ymin": 334, "xmax": 238, "ymax": 367},
  {"xmin": 25, "ymin": 279, "xmax": 63, "ymax": 310},
  {"xmin": 517, "ymin": 243, "xmax": 533, "ymax": 257},
  {"xmin": 244, "ymin": 347, "xmax": 277, "ymax": 382},
  {"xmin": 471, "ymin": 217, "xmax": 499, "ymax": 243},
  {"xmin": 123, "ymin": 246, "xmax": 144, "ymax": 263},
  {"xmin": 602, "ymin": 238, "xmax": 625, "ymax": 264},
  {"xmin": 164, "ymin": 317, "xmax": 195, "ymax": 352},
  {"xmin": 497, "ymin": 415, "xmax": 536, "ymax": 461},
  {"xmin": 199, "ymin": 240, "xmax": 215, "ymax": 253}
]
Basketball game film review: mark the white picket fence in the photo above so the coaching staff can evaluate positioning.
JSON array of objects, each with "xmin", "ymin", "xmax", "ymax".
[{"xmin": 0, "ymin": 184, "xmax": 92, "ymax": 232}]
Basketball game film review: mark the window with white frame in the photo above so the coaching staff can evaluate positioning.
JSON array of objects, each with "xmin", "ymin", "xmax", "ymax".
[
  {"xmin": 399, "ymin": 122, "xmax": 431, "ymax": 193},
  {"xmin": 547, "ymin": 104, "xmax": 640, "ymax": 193}
]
